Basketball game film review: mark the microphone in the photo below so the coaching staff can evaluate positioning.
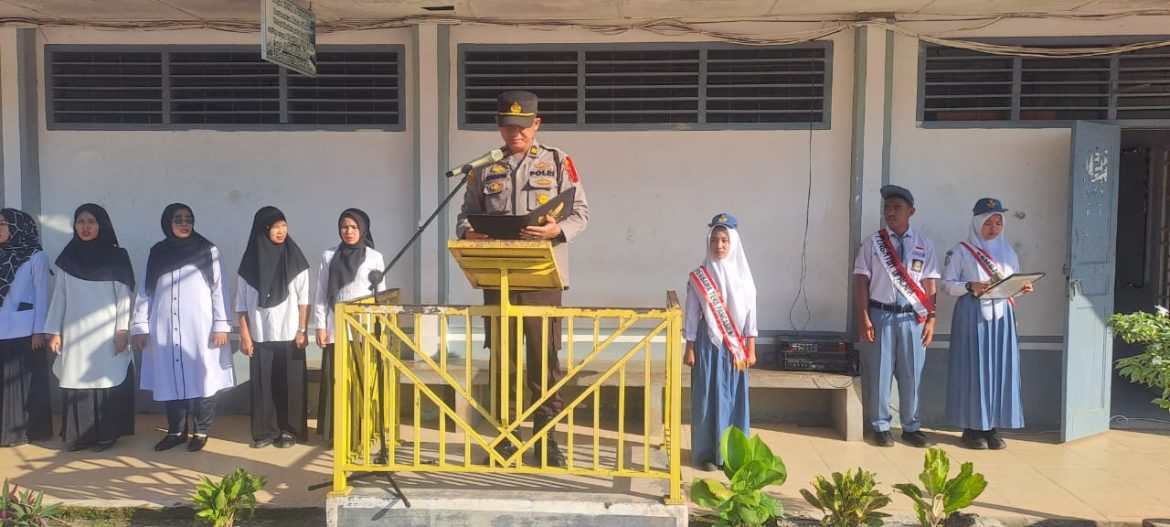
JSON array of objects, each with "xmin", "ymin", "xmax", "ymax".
[
  {"xmin": 445, "ymin": 148, "xmax": 505, "ymax": 178},
  {"xmin": 368, "ymin": 269, "xmax": 386, "ymax": 286}
]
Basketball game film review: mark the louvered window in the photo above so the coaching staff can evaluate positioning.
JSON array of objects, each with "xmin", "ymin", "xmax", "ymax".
[
  {"xmin": 460, "ymin": 43, "xmax": 831, "ymax": 130},
  {"xmin": 921, "ymin": 44, "xmax": 1170, "ymax": 125},
  {"xmin": 47, "ymin": 45, "xmax": 403, "ymax": 130}
]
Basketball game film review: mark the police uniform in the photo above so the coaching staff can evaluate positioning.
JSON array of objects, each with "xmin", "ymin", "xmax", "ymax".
[
  {"xmin": 852, "ymin": 185, "xmax": 939, "ymax": 446},
  {"xmin": 455, "ymin": 91, "xmax": 589, "ymax": 466}
]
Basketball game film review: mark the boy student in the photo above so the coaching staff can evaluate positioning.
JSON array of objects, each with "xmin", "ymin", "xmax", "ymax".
[{"xmin": 852, "ymin": 185, "xmax": 939, "ymax": 448}]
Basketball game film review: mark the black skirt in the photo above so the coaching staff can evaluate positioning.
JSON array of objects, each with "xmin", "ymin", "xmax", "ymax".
[
  {"xmin": 0, "ymin": 336, "xmax": 52, "ymax": 446},
  {"xmin": 60, "ymin": 362, "xmax": 136, "ymax": 448}
]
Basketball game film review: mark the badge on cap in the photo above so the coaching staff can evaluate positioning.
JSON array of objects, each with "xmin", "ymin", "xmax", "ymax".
[{"xmin": 510, "ymin": 102, "xmax": 522, "ymax": 114}]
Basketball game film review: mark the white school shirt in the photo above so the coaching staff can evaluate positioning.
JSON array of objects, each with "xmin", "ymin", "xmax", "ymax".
[
  {"xmin": 312, "ymin": 247, "xmax": 386, "ymax": 344},
  {"xmin": 940, "ymin": 242, "xmax": 1020, "ymax": 320},
  {"xmin": 682, "ymin": 279, "xmax": 758, "ymax": 343},
  {"xmin": 44, "ymin": 271, "xmax": 133, "ymax": 389},
  {"xmin": 0, "ymin": 251, "xmax": 50, "ymax": 340},
  {"xmin": 853, "ymin": 226, "xmax": 941, "ymax": 305},
  {"xmin": 234, "ymin": 269, "xmax": 310, "ymax": 343}
]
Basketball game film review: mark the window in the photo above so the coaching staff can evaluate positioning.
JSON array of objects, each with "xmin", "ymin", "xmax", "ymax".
[
  {"xmin": 920, "ymin": 44, "xmax": 1170, "ymax": 125},
  {"xmin": 460, "ymin": 43, "xmax": 831, "ymax": 130},
  {"xmin": 46, "ymin": 45, "xmax": 403, "ymax": 130}
]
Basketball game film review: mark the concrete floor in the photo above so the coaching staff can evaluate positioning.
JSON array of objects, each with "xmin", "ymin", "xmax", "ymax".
[{"xmin": 1, "ymin": 415, "xmax": 1168, "ymax": 524}]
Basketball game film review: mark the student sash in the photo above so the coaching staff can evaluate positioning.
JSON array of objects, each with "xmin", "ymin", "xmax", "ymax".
[
  {"xmin": 690, "ymin": 265, "xmax": 748, "ymax": 368},
  {"xmin": 874, "ymin": 230, "xmax": 934, "ymax": 323},
  {"xmin": 959, "ymin": 241, "xmax": 1015, "ymax": 307}
]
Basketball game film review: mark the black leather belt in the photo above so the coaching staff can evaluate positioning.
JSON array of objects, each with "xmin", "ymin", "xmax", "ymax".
[{"xmin": 868, "ymin": 300, "xmax": 915, "ymax": 314}]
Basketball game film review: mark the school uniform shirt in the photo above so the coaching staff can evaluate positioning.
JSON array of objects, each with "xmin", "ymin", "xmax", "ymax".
[
  {"xmin": 235, "ymin": 270, "xmax": 310, "ymax": 343},
  {"xmin": 0, "ymin": 251, "xmax": 49, "ymax": 340},
  {"xmin": 44, "ymin": 271, "xmax": 133, "ymax": 389},
  {"xmin": 853, "ymin": 226, "xmax": 941, "ymax": 304},
  {"xmin": 312, "ymin": 247, "xmax": 386, "ymax": 344},
  {"xmin": 940, "ymin": 243, "xmax": 1019, "ymax": 321},
  {"xmin": 132, "ymin": 246, "xmax": 234, "ymax": 401},
  {"xmin": 683, "ymin": 289, "xmax": 758, "ymax": 342}
]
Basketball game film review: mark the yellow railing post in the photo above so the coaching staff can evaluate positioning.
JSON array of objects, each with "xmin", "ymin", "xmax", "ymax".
[{"xmin": 332, "ymin": 306, "xmax": 351, "ymax": 495}]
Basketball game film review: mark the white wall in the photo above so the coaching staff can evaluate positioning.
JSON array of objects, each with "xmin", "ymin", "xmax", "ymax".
[
  {"xmin": 445, "ymin": 24, "xmax": 858, "ymax": 334},
  {"xmin": 33, "ymin": 27, "xmax": 417, "ymax": 306}
]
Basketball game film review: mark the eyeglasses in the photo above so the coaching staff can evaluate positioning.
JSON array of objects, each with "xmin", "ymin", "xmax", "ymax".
[{"xmin": 172, "ymin": 216, "xmax": 194, "ymax": 225}]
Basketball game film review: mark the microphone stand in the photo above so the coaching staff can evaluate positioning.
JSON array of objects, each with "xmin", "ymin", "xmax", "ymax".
[
  {"xmin": 308, "ymin": 266, "xmax": 410, "ymax": 507},
  {"xmin": 383, "ymin": 168, "xmax": 474, "ymax": 274}
]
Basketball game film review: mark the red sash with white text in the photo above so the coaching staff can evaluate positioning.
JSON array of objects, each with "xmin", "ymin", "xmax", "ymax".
[
  {"xmin": 690, "ymin": 266, "xmax": 748, "ymax": 368},
  {"xmin": 959, "ymin": 242, "xmax": 1015, "ymax": 307},
  {"xmin": 874, "ymin": 231, "xmax": 934, "ymax": 323}
]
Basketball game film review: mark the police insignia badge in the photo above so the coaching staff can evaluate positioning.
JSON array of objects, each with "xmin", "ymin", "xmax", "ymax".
[
  {"xmin": 563, "ymin": 156, "xmax": 580, "ymax": 183},
  {"xmin": 489, "ymin": 164, "xmax": 507, "ymax": 174},
  {"xmin": 529, "ymin": 146, "xmax": 539, "ymax": 156},
  {"xmin": 534, "ymin": 178, "xmax": 553, "ymax": 186},
  {"xmin": 488, "ymin": 182, "xmax": 503, "ymax": 192},
  {"xmin": 538, "ymin": 194, "xmax": 550, "ymax": 205},
  {"xmin": 510, "ymin": 102, "xmax": 522, "ymax": 114},
  {"xmin": 534, "ymin": 161, "xmax": 551, "ymax": 169},
  {"xmin": 912, "ymin": 259, "xmax": 924, "ymax": 273}
]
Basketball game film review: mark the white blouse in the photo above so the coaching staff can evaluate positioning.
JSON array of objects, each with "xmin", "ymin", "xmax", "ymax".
[
  {"xmin": 0, "ymin": 251, "xmax": 50, "ymax": 340},
  {"xmin": 312, "ymin": 247, "xmax": 386, "ymax": 344},
  {"xmin": 44, "ymin": 271, "xmax": 133, "ymax": 389},
  {"xmin": 234, "ymin": 269, "xmax": 310, "ymax": 343}
]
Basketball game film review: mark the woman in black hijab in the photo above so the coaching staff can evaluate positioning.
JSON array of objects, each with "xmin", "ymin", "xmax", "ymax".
[
  {"xmin": 132, "ymin": 203, "xmax": 233, "ymax": 453},
  {"xmin": 311, "ymin": 208, "xmax": 384, "ymax": 445},
  {"xmin": 235, "ymin": 206, "xmax": 310, "ymax": 449},
  {"xmin": 0, "ymin": 208, "xmax": 52, "ymax": 446},
  {"xmin": 44, "ymin": 204, "xmax": 136, "ymax": 451}
]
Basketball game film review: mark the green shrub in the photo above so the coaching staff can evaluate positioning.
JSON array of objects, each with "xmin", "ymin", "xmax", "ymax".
[
  {"xmin": 192, "ymin": 468, "xmax": 267, "ymax": 527},
  {"xmin": 893, "ymin": 448, "xmax": 987, "ymax": 527},
  {"xmin": 1108, "ymin": 308, "xmax": 1170, "ymax": 412},
  {"xmin": 800, "ymin": 468, "xmax": 891, "ymax": 527},
  {"xmin": 690, "ymin": 426, "xmax": 787, "ymax": 527},
  {"xmin": 1, "ymin": 478, "xmax": 61, "ymax": 527}
]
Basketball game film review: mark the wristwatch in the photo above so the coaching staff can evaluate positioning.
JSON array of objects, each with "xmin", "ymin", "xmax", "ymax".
[{"xmin": 297, "ymin": 327, "xmax": 307, "ymax": 334}]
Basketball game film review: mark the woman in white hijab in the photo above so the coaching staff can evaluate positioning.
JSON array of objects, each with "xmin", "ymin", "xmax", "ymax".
[
  {"xmin": 683, "ymin": 213, "xmax": 757, "ymax": 472},
  {"xmin": 941, "ymin": 198, "xmax": 1034, "ymax": 450}
]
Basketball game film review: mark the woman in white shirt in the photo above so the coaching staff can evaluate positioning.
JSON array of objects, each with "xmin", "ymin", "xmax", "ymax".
[
  {"xmin": 235, "ymin": 206, "xmax": 310, "ymax": 449},
  {"xmin": 132, "ymin": 203, "xmax": 233, "ymax": 453},
  {"xmin": 0, "ymin": 208, "xmax": 52, "ymax": 446},
  {"xmin": 45, "ymin": 204, "xmax": 137, "ymax": 452},
  {"xmin": 313, "ymin": 208, "xmax": 384, "ymax": 445}
]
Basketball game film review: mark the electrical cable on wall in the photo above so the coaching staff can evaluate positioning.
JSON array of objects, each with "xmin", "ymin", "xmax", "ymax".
[
  {"xmin": 787, "ymin": 123, "xmax": 815, "ymax": 335},
  {"xmin": 4, "ymin": 10, "xmax": 1170, "ymax": 57}
]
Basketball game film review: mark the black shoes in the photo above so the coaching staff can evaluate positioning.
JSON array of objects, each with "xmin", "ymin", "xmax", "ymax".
[
  {"xmin": 985, "ymin": 428, "xmax": 1006, "ymax": 450},
  {"xmin": 962, "ymin": 428, "xmax": 988, "ymax": 450},
  {"xmin": 697, "ymin": 460, "xmax": 720, "ymax": 472},
  {"xmin": 275, "ymin": 433, "xmax": 296, "ymax": 449},
  {"xmin": 901, "ymin": 430, "xmax": 930, "ymax": 448},
  {"xmin": 534, "ymin": 441, "xmax": 567, "ymax": 468},
  {"xmin": 873, "ymin": 430, "xmax": 895, "ymax": 447},
  {"xmin": 92, "ymin": 441, "xmax": 116, "ymax": 453},
  {"xmin": 154, "ymin": 433, "xmax": 187, "ymax": 452},
  {"xmin": 482, "ymin": 440, "xmax": 520, "ymax": 465},
  {"xmin": 187, "ymin": 435, "xmax": 208, "ymax": 452},
  {"xmin": 250, "ymin": 438, "xmax": 273, "ymax": 449}
]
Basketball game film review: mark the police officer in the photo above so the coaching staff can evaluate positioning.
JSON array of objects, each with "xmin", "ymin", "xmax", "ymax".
[
  {"xmin": 853, "ymin": 185, "xmax": 939, "ymax": 448},
  {"xmin": 456, "ymin": 91, "xmax": 590, "ymax": 468}
]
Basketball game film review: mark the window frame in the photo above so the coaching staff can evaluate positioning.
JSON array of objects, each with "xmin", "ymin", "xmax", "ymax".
[
  {"xmin": 458, "ymin": 41, "xmax": 833, "ymax": 131},
  {"xmin": 917, "ymin": 36, "xmax": 1170, "ymax": 129},
  {"xmin": 44, "ymin": 44, "xmax": 406, "ymax": 131}
]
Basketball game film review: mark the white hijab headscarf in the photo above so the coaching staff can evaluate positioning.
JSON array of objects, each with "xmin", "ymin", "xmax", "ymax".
[
  {"xmin": 966, "ymin": 211, "xmax": 1018, "ymax": 279},
  {"xmin": 697, "ymin": 225, "xmax": 757, "ymax": 348}
]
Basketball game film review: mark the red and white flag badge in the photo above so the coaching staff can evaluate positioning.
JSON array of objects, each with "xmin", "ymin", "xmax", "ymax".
[{"xmin": 563, "ymin": 156, "xmax": 580, "ymax": 183}]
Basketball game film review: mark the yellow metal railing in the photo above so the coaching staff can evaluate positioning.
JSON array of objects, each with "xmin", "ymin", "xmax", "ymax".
[{"xmin": 328, "ymin": 291, "xmax": 684, "ymax": 504}]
